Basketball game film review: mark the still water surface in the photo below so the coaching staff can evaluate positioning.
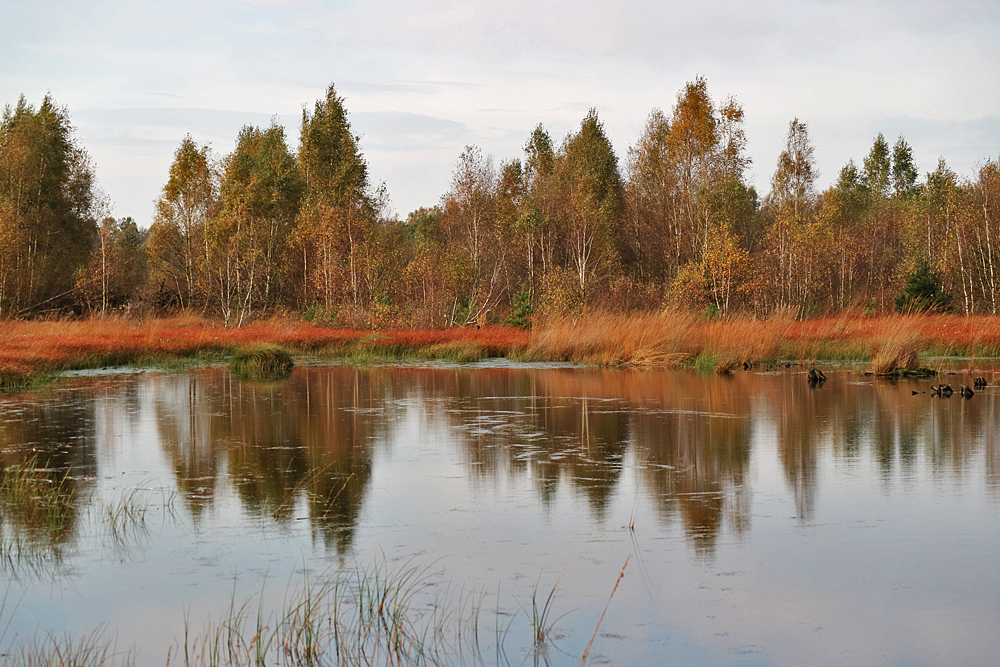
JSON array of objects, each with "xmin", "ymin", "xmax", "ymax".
[{"xmin": 0, "ymin": 362, "xmax": 998, "ymax": 666}]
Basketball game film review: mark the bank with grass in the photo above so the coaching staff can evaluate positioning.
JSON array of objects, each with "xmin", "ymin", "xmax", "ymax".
[{"xmin": 1, "ymin": 313, "xmax": 999, "ymax": 390}]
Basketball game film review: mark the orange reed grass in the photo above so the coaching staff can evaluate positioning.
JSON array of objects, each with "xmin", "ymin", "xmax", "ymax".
[
  {"xmin": 526, "ymin": 312, "xmax": 1000, "ymax": 368},
  {"xmin": 0, "ymin": 317, "xmax": 532, "ymax": 385},
  {"xmin": 2, "ymin": 313, "xmax": 1000, "ymax": 386}
]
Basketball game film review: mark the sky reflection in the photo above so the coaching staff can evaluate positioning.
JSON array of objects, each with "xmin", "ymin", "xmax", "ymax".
[{"xmin": 0, "ymin": 364, "xmax": 996, "ymax": 665}]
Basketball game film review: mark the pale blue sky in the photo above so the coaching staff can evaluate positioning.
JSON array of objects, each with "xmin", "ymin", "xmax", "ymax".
[{"xmin": 2, "ymin": 0, "xmax": 998, "ymax": 225}]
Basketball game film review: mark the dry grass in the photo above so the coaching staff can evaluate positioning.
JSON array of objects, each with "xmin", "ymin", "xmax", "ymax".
[
  {"xmin": 0, "ymin": 317, "xmax": 531, "ymax": 386},
  {"xmin": 523, "ymin": 312, "xmax": 697, "ymax": 366},
  {"xmin": 1, "ymin": 313, "xmax": 999, "ymax": 385},
  {"xmin": 870, "ymin": 318, "xmax": 922, "ymax": 374},
  {"xmin": 526, "ymin": 312, "xmax": 1000, "ymax": 369},
  {"xmin": 524, "ymin": 311, "xmax": 791, "ymax": 369}
]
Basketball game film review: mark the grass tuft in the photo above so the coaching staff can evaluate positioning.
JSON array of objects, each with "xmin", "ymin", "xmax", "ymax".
[
  {"xmin": 0, "ymin": 457, "xmax": 77, "ymax": 543},
  {"xmin": 871, "ymin": 317, "xmax": 922, "ymax": 374},
  {"xmin": 4, "ymin": 627, "xmax": 133, "ymax": 667},
  {"xmin": 228, "ymin": 345, "xmax": 295, "ymax": 380},
  {"xmin": 528, "ymin": 571, "xmax": 566, "ymax": 645}
]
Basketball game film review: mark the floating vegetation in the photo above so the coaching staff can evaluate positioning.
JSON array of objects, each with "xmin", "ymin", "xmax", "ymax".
[{"xmin": 228, "ymin": 345, "xmax": 295, "ymax": 380}]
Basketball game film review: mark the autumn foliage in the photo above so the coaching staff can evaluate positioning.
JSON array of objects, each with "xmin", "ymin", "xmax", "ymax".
[
  {"xmin": 4, "ymin": 78, "xmax": 999, "ymax": 328},
  {"xmin": 3, "ymin": 80, "xmax": 1000, "ymax": 389}
]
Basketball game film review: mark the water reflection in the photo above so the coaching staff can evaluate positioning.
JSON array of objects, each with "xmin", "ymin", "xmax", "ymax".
[
  {"xmin": 0, "ymin": 387, "xmax": 98, "ymax": 556},
  {"xmin": 150, "ymin": 368, "xmax": 387, "ymax": 553},
  {"xmin": 0, "ymin": 365, "xmax": 996, "ymax": 561},
  {"xmin": 422, "ymin": 369, "xmax": 754, "ymax": 556}
]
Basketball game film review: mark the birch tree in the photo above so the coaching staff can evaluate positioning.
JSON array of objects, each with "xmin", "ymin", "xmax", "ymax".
[
  {"xmin": 147, "ymin": 136, "xmax": 217, "ymax": 310},
  {"xmin": 0, "ymin": 95, "xmax": 97, "ymax": 315},
  {"xmin": 212, "ymin": 123, "xmax": 302, "ymax": 325}
]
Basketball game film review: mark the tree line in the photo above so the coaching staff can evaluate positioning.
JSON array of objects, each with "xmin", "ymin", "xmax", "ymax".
[{"xmin": 1, "ymin": 80, "xmax": 998, "ymax": 325}]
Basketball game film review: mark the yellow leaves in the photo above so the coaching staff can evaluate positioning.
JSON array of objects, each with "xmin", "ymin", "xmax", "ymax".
[
  {"xmin": 668, "ymin": 261, "xmax": 710, "ymax": 310},
  {"xmin": 667, "ymin": 223, "xmax": 752, "ymax": 315}
]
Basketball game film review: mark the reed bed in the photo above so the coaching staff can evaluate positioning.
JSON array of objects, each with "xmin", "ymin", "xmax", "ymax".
[
  {"xmin": 0, "ymin": 317, "xmax": 531, "ymax": 387},
  {"xmin": 177, "ymin": 561, "xmax": 562, "ymax": 667},
  {"xmin": 2, "ymin": 627, "xmax": 134, "ymax": 667},
  {"xmin": 1, "ymin": 313, "xmax": 1000, "ymax": 387},
  {"xmin": 525, "ymin": 312, "xmax": 1000, "ymax": 370}
]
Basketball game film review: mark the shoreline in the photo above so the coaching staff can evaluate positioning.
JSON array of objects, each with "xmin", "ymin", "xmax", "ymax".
[{"xmin": 3, "ymin": 313, "xmax": 1000, "ymax": 391}]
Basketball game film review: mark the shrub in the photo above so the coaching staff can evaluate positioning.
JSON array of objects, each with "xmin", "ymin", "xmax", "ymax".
[{"xmin": 895, "ymin": 258, "xmax": 950, "ymax": 313}]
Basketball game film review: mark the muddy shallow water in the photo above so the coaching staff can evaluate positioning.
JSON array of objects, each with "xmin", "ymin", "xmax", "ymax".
[{"xmin": 0, "ymin": 362, "xmax": 998, "ymax": 666}]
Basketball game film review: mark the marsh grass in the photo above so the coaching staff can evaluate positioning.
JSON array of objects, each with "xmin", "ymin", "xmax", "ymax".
[
  {"xmin": 0, "ymin": 457, "xmax": 77, "ymax": 543},
  {"xmin": 870, "ymin": 318, "xmax": 923, "ymax": 374},
  {"xmin": 0, "ymin": 368, "xmax": 49, "ymax": 393},
  {"xmin": 5, "ymin": 313, "xmax": 998, "ymax": 391},
  {"xmin": 527, "ymin": 312, "xmax": 1000, "ymax": 370},
  {"xmin": 228, "ymin": 345, "xmax": 295, "ymax": 380},
  {"xmin": 0, "ymin": 550, "xmax": 584, "ymax": 666},
  {"xmin": 4, "ymin": 627, "xmax": 134, "ymax": 667},
  {"xmin": 174, "ymin": 559, "xmax": 576, "ymax": 667},
  {"xmin": 420, "ymin": 341, "xmax": 488, "ymax": 362},
  {"xmin": 525, "ymin": 312, "xmax": 696, "ymax": 366},
  {"xmin": 98, "ymin": 488, "xmax": 150, "ymax": 554},
  {"xmin": 691, "ymin": 353, "xmax": 718, "ymax": 374},
  {"xmin": 0, "ymin": 457, "xmax": 79, "ymax": 580},
  {"xmin": 181, "ymin": 561, "xmax": 457, "ymax": 666},
  {"xmin": 528, "ymin": 571, "xmax": 567, "ymax": 644}
]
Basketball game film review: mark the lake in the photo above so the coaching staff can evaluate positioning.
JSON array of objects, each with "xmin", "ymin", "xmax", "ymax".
[{"xmin": 0, "ymin": 361, "xmax": 997, "ymax": 666}]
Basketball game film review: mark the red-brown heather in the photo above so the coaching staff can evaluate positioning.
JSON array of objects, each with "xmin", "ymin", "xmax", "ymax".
[{"xmin": 3, "ymin": 313, "xmax": 1000, "ymax": 386}]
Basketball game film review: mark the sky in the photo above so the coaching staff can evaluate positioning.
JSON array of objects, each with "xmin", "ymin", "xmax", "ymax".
[{"xmin": 2, "ymin": 0, "xmax": 998, "ymax": 226}]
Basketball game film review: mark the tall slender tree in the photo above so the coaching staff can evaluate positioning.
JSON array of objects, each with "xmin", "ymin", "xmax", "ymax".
[
  {"xmin": 0, "ymin": 94, "xmax": 97, "ymax": 315},
  {"xmin": 891, "ymin": 136, "xmax": 919, "ymax": 199},
  {"xmin": 770, "ymin": 118, "xmax": 817, "ymax": 219},
  {"xmin": 293, "ymin": 84, "xmax": 372, "ymax": 314},
  {"xmin": 862, "ymin": 133, "xmax": 892, "ymax": 199},
  {"xmin": 147, "ymin": 135, "xmax": 217, "ymax": 310},
  {"xmin": 555, "ymin": 109, "xmax": 624, "ymax": 306},
  {"xmin": 212, "ymin": 123, "xmax": 302, "ymax": 325}
]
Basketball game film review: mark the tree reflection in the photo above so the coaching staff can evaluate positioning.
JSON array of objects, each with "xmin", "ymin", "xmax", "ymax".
[
  {"xmin": 411, "ymin": 367, "xmax": 752, "ymax": 556},
  {"xmin": 627, "ymin": 372, "xmax": 752, "ymax": 558},
  {"xmin": 766, "ymin": 371, "xmax": 999, "ymax": 521},
  {"xmin": 150, "ymin": 368, "xmax": 390, "ymax": 555},
  {"xmin": 403, "ymin": 368, "xmax": 630, "ymax": 519},
  {"xmin": 152, "ymin": 371, "xmax": 224, "ymax": 519},
  {"xmin": 1, "ymin": 362, "xmax": 994, "ymax": 565},
  {"xmin": 0, "ymin": 385, "xmax": 99, "ymax": 561}
]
